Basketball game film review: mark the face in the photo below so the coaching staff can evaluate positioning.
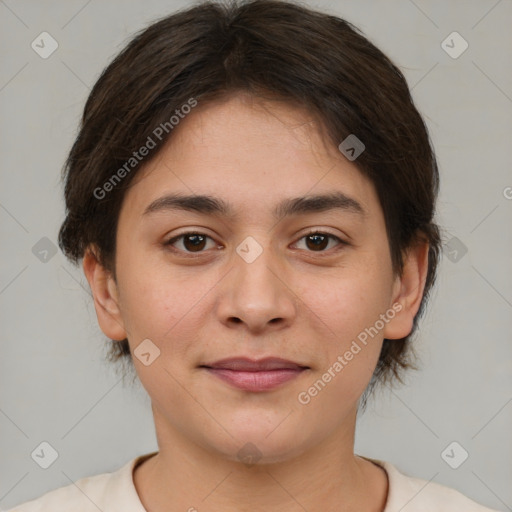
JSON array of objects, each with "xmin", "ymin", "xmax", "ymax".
[{"xmin": 85, "ymin": 93, "xmax": 426, "ymax": 464}]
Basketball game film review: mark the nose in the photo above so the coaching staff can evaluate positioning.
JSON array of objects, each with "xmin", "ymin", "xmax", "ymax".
[{"xmin": 215, "ymin": 239, "xmax": 297, "ymax": 334}]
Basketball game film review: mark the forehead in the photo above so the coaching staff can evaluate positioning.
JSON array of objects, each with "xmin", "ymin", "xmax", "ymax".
[{"xmin": 121, "ymin": 94, "xmax": 381, "ymax": 223}]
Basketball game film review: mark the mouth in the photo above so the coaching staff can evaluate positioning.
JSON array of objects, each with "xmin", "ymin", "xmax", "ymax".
[{"xmin": 199, "ymin": 357, "xmax": 310, "ymax": 392}]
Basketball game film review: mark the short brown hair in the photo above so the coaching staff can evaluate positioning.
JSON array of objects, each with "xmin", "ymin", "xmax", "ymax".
[{"xmin": 58, "ymin": 0, "xmax": 441, "ymax": 403}]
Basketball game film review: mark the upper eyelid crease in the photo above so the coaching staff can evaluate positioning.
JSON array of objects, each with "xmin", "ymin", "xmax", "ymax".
[{"xmin": 166, "ymin": 231, "xmax": 346, "ymax": 253}]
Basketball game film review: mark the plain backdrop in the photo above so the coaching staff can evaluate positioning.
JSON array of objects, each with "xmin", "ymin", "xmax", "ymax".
[{"xmin": 1, "ymin": 0, "xmax": 511, "ymax": 510}]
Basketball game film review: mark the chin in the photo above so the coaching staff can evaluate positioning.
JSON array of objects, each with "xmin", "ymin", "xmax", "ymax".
[{"xmin": 208, "ymin": 427, "xmax": 313, "ymax": 467}]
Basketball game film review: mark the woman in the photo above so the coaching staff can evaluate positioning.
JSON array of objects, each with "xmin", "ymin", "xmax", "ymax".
[{"xmin": 8, "ymin": 0, "xmax": 499, "ymax": 510}]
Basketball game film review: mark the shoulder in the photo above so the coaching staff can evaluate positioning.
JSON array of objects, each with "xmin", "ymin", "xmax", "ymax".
[
  {"xmin": 366, "ymin": 457, "xmax": 500, "ymax": 512},
  {"xmin": 5, "ymin": 453, "xmax": 155, "ymax": 512},
  {"xmin": 5, "ymin": 472, "xmax": 114, "ymax": 512}
]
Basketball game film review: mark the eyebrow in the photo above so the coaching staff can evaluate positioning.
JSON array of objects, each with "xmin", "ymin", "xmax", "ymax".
[{"xmin": 142, "ymin": 191, "xmax": 366, "ymax": 220}]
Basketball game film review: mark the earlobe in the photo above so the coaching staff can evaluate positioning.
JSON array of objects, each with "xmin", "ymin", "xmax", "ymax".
[
  {"xmin": 82, "ymin": 247, "xmax": 127, "ymax": 341},
  {"xmin": 383, "ymin": 239, "xmax": 429, "ymax": 340}
]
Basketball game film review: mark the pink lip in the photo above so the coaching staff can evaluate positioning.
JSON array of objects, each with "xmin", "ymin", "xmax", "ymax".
[
  {"xmin": 200, "ymin": 357, "xmax": 309, "ymax": 392},
  {"xmin": 203, "ymin": 367, "xmax": 307, "ymax": 391},
  {"xmin": 202, "ymin": 356, "xmax": 308, "ymax": 371}
]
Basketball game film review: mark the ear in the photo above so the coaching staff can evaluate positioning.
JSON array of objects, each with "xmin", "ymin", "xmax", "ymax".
[
  {"xmin": 82, "ymin": 246, "xmax": 127, "ymax": 341},
  {"xmin": 383, "ymin": 238, "xmax": 430, "ymax": 340}
]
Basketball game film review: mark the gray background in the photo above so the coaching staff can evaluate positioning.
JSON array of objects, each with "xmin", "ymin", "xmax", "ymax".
[{"xmin": 1, "ymin": 0, "xmax": 511, "ymax": 510}]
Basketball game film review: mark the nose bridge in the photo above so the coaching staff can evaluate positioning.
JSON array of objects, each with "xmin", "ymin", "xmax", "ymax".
[
  {"xmin": 218, "ymin": 234, "xmax": 296, "ymax": 330},
  {"xmin": 236, "ymin": 235, "xmax": 278, "ymax": 291}
]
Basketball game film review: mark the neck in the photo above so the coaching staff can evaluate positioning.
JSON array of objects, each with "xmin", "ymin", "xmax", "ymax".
[{"xmin": 133, "ymin": 406, "xmax": 388, "ymax": 512}]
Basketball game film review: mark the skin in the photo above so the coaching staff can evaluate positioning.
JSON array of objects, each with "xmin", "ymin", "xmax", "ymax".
[{"xmin": 83, "ymin": 92, "xmax": 428, "ymax": 512}]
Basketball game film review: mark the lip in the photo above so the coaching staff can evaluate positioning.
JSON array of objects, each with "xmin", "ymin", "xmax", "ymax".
[
  {"xmin": 199, "ymin": 357, "xmax": 309, "ymax": 392},
  {"xmin": 201, "ymin": 357, "xmax": 309, "ymax": 371},
  {"xmin": 203, "ymin": 367, "xmax": 307, "ymax": 391}
]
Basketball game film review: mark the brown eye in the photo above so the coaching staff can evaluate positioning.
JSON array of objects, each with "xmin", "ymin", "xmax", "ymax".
[
  {"xmin": 182, "ymin": 234, "xmax": 207, "ymax": 251},
  {"xmin": 295, "ymin": 232, "xmax": 345, "ymax": 253},
  {"xmin": 166, "ymin": 232, "xmax": 215, "ymax": 253},
  {"xmin": 305, "ymin": 233, "xmax": 329, "ymax": 251}
]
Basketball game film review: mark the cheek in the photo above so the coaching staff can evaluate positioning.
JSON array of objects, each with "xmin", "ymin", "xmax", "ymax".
[
  {"xmin": 116, "ymin": 257, "xmax": 197, "ymax": 344},
  {"xmin": 299, "ymin": 264, "xmax": 390, "ymax": 342},
  {"xmin": 297, "ymin": 280, "xmax": 385, "ymax": 413},
  {"xmin": 295, "ymin": 259, "xmax": 391, "ymax": 390}
]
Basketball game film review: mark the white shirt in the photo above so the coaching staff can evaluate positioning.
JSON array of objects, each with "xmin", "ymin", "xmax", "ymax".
[{"xmin": 6, "ymin": 451, "xmax": 499, "ymax": 511}]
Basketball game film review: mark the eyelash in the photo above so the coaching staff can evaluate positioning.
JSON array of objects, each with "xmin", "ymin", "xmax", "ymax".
[{"xmin": 164, "ymin": 230, "xmax": 348, "ymax": 256}]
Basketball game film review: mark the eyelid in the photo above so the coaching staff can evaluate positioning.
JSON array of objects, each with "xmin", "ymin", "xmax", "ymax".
[
  {"xmin": 164, "ymin": 228, "xmax": 348, "ymax": 256},
  {"xmin": 298, "ymin": 227, "xmax": 346, "ymax": 241},
  {"xmin": 291, "ymin": 229, "xmax": 347, "ymax": 252},
  {"xmin": 165, "ymin": 230, "xmax": 220, "ymax": 255}
]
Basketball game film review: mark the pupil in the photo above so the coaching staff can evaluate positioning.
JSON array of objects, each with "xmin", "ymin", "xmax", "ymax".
[
  {"xmin": 185, "ymin": 234, "xmax": 205, "ymax": 251},
  {"xmin": 182, "ymin": 234, "xmax": 328, "ymax": 252},
  {"xmin": 308, "ymin": 234, "xmax": 327, "ymax": 251}
]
